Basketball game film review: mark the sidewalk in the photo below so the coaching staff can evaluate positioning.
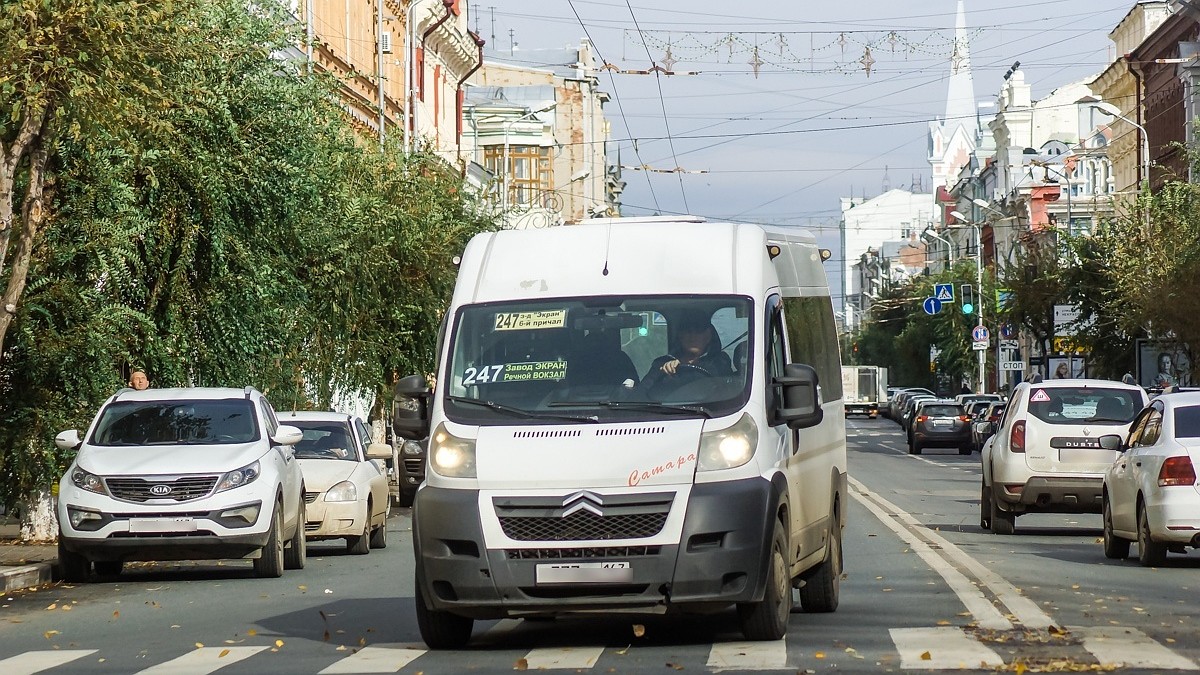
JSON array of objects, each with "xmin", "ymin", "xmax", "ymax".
[{"xmin": 0, "ymin": 520, "xmax": 57, "ymax": 593}]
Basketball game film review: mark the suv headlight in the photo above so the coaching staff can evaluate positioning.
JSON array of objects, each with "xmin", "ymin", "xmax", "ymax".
[
  {"xmin": 216, "ymin": 461, "xmax": 260, "ymax": 493},
  {"xmin": 698, "ymin": 413, "xmax": 758, "ymax": 472},
  {"xmin": 324, "ymin": 480, "xmax": 357, "ymax": 502},
  {"xmin": 429, "ymin": 423, "xmax": 476, "ymax": 478},
  {"xmin": 71, "ymin": 468, "xmax": 108, "ymax": 495}
]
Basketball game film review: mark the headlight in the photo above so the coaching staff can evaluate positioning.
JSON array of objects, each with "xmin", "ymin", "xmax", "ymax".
[
  {"xmin": 429, "ymin": 423, "xmax": 476, "ymax": 478},
  {"xmin": 697, "ymin": 413, "xmax": 758, "ymax": 472},
  {"xmin": 324, "ymin": 480, "xmax": 358, "ymax": 502},
  {"xmin": 216, "ymin": 461, "xmax": 260, "ymax": 493},
  {"xmin": 71, "ymin": 468, "xmax": 108, "ymax": 495},
  {"xmin": 402, "ymin": 440, "xmax": 424, "ymax": 456}
]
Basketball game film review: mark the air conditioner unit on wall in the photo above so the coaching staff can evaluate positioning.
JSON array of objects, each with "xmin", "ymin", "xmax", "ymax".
[{"xmin": 380, "ymin": 32, "xmax": 393, "ymax": 54}]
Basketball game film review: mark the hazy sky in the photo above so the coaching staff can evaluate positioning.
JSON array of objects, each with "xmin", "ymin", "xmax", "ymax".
[{"xmin": 478, "ymin": 0, "xmax": 1135, "ymax": 283}]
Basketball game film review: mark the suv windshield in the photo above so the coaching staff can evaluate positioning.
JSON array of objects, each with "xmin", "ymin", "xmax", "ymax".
[
  {"xmin": 444, "ymin": 295, "xmax": 753, "ymax": 423},
  {"xmin": 91, "ymin": 399, "xmax": 260, "ymax": 446},
  {"xmin": 291, "ymin": 422, "xmax": 360, "ymax": 461},
  {"xmin": 1027, "ymin": 387, "xmax": 1141, "ymax": 424}
]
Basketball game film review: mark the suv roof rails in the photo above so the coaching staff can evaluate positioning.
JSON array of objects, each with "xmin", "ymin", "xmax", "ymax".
[{"xmin": 244, "ymin": 386, "xmax": 256, "ymax": 399}]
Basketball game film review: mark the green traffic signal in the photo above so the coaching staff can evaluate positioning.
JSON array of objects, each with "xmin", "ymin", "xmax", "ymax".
[{"xmin": 962, "ymin": 302, "xmax": 974, "ymax": 315}]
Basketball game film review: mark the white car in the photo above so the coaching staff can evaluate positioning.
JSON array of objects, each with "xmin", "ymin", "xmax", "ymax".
[
  {"xmin": 282, "ymin": 411, "xmax": 391, "ymax": 554},
  {"xmin": 55, "ymin": 387, "xmax": 308, "ymax": 581},
  {"xmin": 981, "ymin": 379, "xmax": 1148, "ymax": 535},
  {"xmin": 1103, "ymin": 391, "xmax": 1200, "ymax": 566}
]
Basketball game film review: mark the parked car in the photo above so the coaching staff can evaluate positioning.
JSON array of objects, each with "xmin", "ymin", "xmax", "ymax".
[
  {"xmin": 55, "ymin": 387, "xmax": 307, "ymax": 581},
  {"xmin": 397, "ymin": 435, "xmax": 427, "ymax": 507},
  {"xmin": 283, "ymin": 411, "xmax": 391, "ymax": 554},
  {"xmin": 972, "ymin": 401, "xmax": 1007, "ymax": 453},
  {"xmin": 981, "ymin": 379, "xmax": 1148, "ymax": 535},
  {"xmin": 955, "ymin": 393, "xmax": 1003, "ymax": 407},
  {"xmin": 1102, "ymin": 391, "xmax": 1200, "ymax": 566},
  {"xmin": 890, "ymin": 388, "xmax": 934, "ymax": 422},
  {"xmin": 908, "ymin": 400, "xmax": 973, "ymax": 455}
]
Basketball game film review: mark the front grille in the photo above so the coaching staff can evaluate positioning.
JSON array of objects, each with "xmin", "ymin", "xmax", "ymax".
[
  {"xmin": 304, "ymin": 522, "xmax": 321, "ymax": 532},
  {"xmin": 106, "ymin": 476, "xmax": 220, "ymax": 503},
  {"xmin": 304, "ymin": 491, "xmax": 320, "ymax": 504},
  {"xmin": 403, "ymin": 459, "xmax": 423, "ymax": 474},
  {"xmin": 500, "ymin": 512, "xmax": 667, "ymax": 541},
  {"xmin": 507, "ymin": 546, "xmax": 661, "ymax": 559}
]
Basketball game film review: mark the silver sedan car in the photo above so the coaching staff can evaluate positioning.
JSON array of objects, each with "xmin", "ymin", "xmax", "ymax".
[{"xmin": 1103, "ymin": 391, "xmax": 1200, "ymax": 566}]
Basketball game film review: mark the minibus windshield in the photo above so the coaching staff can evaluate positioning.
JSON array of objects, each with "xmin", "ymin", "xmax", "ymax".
[{"xmin": 444, "ymin": 296, "xmax": 753, "ymax": 423}]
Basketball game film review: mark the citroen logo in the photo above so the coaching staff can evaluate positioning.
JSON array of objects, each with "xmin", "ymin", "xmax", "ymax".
[
  {"xmin": 149, "ymin": 484, "xmax": 173, "ymax": 496},
  {"xmin": 560, "ymin": 490, "xmax": 604, "ymax": 517}
]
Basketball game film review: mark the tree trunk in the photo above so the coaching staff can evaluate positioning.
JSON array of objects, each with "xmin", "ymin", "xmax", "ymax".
[
  {"xmin": 0, "ymin": 138, "xmax": 50, "ymax": 356},
  {"xmin": 0, "ymin": 106, "xmax": 50, "ymax": 277},
  {"xmin": 19, "ymin": 489, "xmax": 57, "ymax": 542}
]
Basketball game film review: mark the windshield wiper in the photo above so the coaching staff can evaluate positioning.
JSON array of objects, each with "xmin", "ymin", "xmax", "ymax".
[
  {"xmin": 448, "ymin": 396, "xmax": 599, "ymax": 423},
  {"xmin": 550, "ymin": 400, "xmax": 712, "ymax": 418}
]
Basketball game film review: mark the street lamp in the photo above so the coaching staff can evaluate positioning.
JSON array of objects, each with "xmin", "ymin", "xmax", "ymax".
[
  {"xmin": 1078, "ymin": 96, "xmax": 1151, "ymax": 227},
  {"xmin": 501, "ymin": 103, "xmax": 556, "ymax": 213},
  {"xmin": 950, "ymin": 211, "xmax": 985, "ymax": 393},
  {"xmin": 921, "ymin": 227, "xmax": 954, "ymax": 268}
]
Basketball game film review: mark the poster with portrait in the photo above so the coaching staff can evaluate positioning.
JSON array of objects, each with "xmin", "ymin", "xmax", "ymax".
[
  {"xmin": 1136, "ymin": 340, "xmax": 1192, "ymax": 389},
  {"xmin": 1047, "ymin": 357, "xmax": 1086, "ymax": 380}
]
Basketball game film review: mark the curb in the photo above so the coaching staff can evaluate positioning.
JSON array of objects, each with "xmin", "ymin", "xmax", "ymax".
[{"xmin": 1, "ymin": 562, "xmax": 55, "ymax": 593}]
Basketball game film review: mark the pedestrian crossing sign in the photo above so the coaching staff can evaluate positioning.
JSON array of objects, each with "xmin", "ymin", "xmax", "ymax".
[{"xmin": 935, "ymin": 283, "xmax": 954, "ymax": 302}]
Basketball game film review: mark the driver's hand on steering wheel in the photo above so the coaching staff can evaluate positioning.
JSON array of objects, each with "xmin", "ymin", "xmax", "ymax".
[{"xmin": 660, "ymin": 358, "xmax": 682, "ymax": 375}]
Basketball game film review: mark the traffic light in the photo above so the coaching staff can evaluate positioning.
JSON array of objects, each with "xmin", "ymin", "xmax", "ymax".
[{"xmin": 961, "ymin": 284, "xmax": 975, "ymax": 315}]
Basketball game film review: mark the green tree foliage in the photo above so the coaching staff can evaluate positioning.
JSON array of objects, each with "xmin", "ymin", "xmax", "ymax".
[{"xmin": 0, "ymin": 1, "xmax": 494, "ymax": 505}]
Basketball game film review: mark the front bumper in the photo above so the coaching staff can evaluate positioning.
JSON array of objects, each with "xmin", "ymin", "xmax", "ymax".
[
  {"xmin": 413, "ymin": 478, "xmax": 776, "ymax": 619},
  {"xmin": 304, "ymin": 498, "xmax": 367, "ymax": 538}
]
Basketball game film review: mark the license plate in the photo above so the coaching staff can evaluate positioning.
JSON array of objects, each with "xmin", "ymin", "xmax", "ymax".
[
  {"xmin": 536, "ymin": 561, "xmax": 632, "ymax": 584},
  {"xmin": 128, "ymin": 517, "xmax": 197, "ymax": 534},
  {"xmin": 931, "ymin": 420, "xmax": 950, "ymax": 427}
]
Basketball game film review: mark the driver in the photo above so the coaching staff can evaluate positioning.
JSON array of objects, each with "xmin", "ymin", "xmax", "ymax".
[{"xmin": 644, "ymin": 311, "xmax": 733, "ymax": 383}]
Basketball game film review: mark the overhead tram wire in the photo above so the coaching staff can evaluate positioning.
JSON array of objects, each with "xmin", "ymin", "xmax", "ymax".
[{"xmin": 566, "ymin": 0, "xmax": 662, "ymax": 213}]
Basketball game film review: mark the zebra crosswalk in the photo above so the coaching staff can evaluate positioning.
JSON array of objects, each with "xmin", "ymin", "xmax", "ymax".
[{"xmin": 0, "ymin": 625, "xmax": 1195, "ymax": 674}]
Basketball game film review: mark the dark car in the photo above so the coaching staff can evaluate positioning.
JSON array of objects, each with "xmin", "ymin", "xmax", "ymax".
[
  {"xmin": 900, "ymin": 394, "xmax": 937, "ymax": 432},
  {"xmin": 908, "ymin": 400, "xmax": 972, "ymax": 455},
  {"xmin": 971, "ymin": 401, "xmax": 1007, "ymax": 452},
  {"xmin": 890, "ymin": 388, "xmax": 934, "ymax": 422}
]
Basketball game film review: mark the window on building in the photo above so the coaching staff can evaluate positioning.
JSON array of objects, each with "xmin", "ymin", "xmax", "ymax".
[{"xmin": 484, "ymin": 145, "xmax": 552, "ymax": 205}]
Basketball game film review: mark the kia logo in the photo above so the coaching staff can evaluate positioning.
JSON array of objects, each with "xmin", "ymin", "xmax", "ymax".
[{"xmin": 149, "ymin": 484, "xmax": 173, "ymax": 496}]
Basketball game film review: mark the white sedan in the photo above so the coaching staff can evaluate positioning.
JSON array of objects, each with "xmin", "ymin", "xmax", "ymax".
[
  {"xmin": 282, "ymin": 411, "xmax": 392, "ymax": 554},
  {"xmin": 1103, "ymin": 391, "xmax": 1200, "ymax": 566}
]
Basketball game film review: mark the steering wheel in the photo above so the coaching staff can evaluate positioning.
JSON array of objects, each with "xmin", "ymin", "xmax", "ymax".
[{"xmin": 674, "ymin": 363, "xmax": 711, "ymax": 378}]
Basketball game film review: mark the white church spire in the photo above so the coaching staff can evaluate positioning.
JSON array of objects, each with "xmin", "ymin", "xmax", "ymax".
[{"xmin": 928, "ymin": 0, "xmax": 979, "ymax": 190}]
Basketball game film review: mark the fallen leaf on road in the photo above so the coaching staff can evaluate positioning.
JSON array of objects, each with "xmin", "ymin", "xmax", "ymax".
[
  {"xmin": 170, "ymin": 625, "xmax": 180, "ymax": 629},
  {"xmin": 666, "ymin": 663, "xmax": 684, "ymax": 670},
  {"xmin": 112, "ymin": 611, "xmax": 119, "ymax": 619},
  {"xmin": 920, "ymin": 651, "xmax": 931, "ymax": 661},
  {"xmin": 298, "ymin": 585, "xmax": 307, "ymax": 591},
  {"xmin": 324, "ymin": 589, "xmax": 332, "ymax": 594},
  {"xmin": 195, "ymin": 643, "xmax": 204, "ymax": 649},
  {"xmin": 44, "ymin": 630, "xmax": 60, "ymax": 639},
  {"xmin": 514, "ymin": 657, "xmax": 529, "ymax": 670},
  {"xmin": 248, "ymin": 629, "xmax": 257, "ymax": 636},
  {"xmin": 275, "ymin": 639, "xmax": 284, "ymax": 648},
  {"xmin": 46, "ymin": 603, "xmax": 57, "ymax": 610},
  {"xmin": 62, "ymin": 605, "xmax": 72, "ymax": 611},
  {"xmin": 224, "ymin": 639, "xmax": 244, "ymax": 644},
  {"xmin": 336, "ymin": 645, "xmax": 347, "ymax": 651},
  {"xmin": 815, "ymin": 652, "xmax": 826, "ymax": 659},
  {"xmin": 615, "ymin": 645, "xmax": 630, "ymax": 655},
  {"xmin": 936, "ymin": 620, "xmax": 950, "ymax": 626},
  {"xmin": 219, "ymin": 649, "xmax": 230, "ymax": 658},
  {"xmin": 632, "ymin": 624, "xmax": 645, "ymax": 637}
]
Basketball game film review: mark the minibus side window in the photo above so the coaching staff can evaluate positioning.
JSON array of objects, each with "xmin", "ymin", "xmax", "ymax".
[{"xmin": 781, "ymin": 296, "xmax": 843, "ymax": 401}]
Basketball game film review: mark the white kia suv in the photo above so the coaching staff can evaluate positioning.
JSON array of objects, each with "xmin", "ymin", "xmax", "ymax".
[
  {"xmin": 981, "ymin": 379, "xmax": 1147, "ymax": 535},
  {"xmin": 55, "ymin": 387, "xmax": 307, "ymax": 581}
]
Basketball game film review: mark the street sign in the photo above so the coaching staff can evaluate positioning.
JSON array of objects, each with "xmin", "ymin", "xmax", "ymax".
[
  {"xmin": 972, "ymin": 340, "xmax": 988, "ymax": 351},
  {"xmin": 923, "ymin": 297, "xmax": 942, "ymax": 315},
  {"xmin": 971, "ymin": 325, "xmax": 990, "ymax": 342},
  {"xmin": 934, "ymin": 284, "xmax": 954, "ymax": 302},
  {"xmin": 1000, "ymin": 339, "xmax": 1019, "ymax": 349},
  {"xmin": 1000, "ymin": 323, "xmax": 1015, "ymax": 339},
  {"xmin": 1000, "ymin": 361, "xmax": 1024, "ymax": 371}
]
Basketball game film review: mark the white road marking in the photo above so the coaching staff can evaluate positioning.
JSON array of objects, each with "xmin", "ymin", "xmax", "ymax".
[
  {"xmin": 521, "ymin": 646, "xmax": 604, "ymax": 669},
  {"xmin": 134, "ymin": 647, "xmax": 267, "ymax": 675},
  {"xmin": 707, "ymin": 639, "xmax": 788, "ymax": 671},
  {"xmin": 890, "ymin": 627, "xmax": 1004, "ymax": 669},
  {"xmin": 317, "ymin": 645, "xmax": 426, "ymax": 673},
  {"xmin": 0, "ymin": 650, "xmax": 97, "ymax": 675},
  {"xmin": 849, "ymin": 478, "xmax": 1011, "ymax": 630},
  {"xmin": 1073, "ymin": 626, "xmax": 1199, "ymax": 670}
]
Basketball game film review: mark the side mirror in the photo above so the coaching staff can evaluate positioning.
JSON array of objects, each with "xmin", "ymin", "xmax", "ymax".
[
  {"xmin": 393, "ymin": 374, "xmax": 432, "ymax": 441},
  {"xmin": 272, "ymin": 424, "xmax": 304, "ymax": 447},
  {"xmin": 366, "ymin": 442, "xmax": 393, "ymax": 460},
  {"xmin": 774, "ymin": 363, "xmax": 824, "ymax": 429},
  {"xmin": 1098, "ymin": 434, "xmax": 1123, "ymax": 452},
  {"xmin": 55, "ymin": 430, "xmax": 82, "ymax": 451}
]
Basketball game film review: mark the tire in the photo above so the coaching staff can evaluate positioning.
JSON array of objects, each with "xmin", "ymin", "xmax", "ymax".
[
  {"xmin": 370, "ymin": 515, "xmax": 388, "ymax": 550},
  {"xmin": 93, "ymin": 560, "xmax": 123, "ymax": 577},
  {"xmin": 738, "ymin": 518, "xmax": 791, "ymax": 640},
  {"xmin": 415, "ymin": 572, "xmax": 474, "ymax": 649},
  {"xmin": 254, "ymin": 506, "xmax": 285, "ymax": 578},
  {"xmin": 346, "ymin": 507, "xmax": 371, "ymax": 555},
  {"xmin": 958, "ymin": 445, "xmax": 972, "ymax": 456},
  {"xmin": 284, "ymin": 498, "xmax": 306, "ymax": 570},
  {"xmin": 58, "ymin": 538, "xmax": 90, "ymax": 583},
  {"xmin": 798, "ymin": 515, "xmax": 841, "ymax": 613},
  {"xmin": 1102, "ymin": 496, "xmax": 1131, "ymax": 560},
  {"xmin": 398, "ymin": 486, "xmax": 415, "ymax": 508},
  {"xmin": 979, "ymin": 479, "xmax": 991, "ymax": 531},
  {"xmin": 1137, "ymin": 503, "xmax": 1167, "ymax": 567},
  {"xmin": 990, "ymin": 490, "xmax": 1015, "ymax": 535},
  {"xmin": 910, "ymin": 442, "xmax": 922, "ymax": 455}
]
